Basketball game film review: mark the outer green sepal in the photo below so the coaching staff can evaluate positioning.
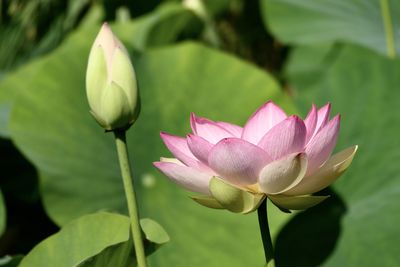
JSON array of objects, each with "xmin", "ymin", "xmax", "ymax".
[
  {"xmin": 191, "ymin": 195, "xmax": 224, "ymax": 209},
  {"xmin": 209, "ymin": 177, "xmax": 265, "ymax": 214}
]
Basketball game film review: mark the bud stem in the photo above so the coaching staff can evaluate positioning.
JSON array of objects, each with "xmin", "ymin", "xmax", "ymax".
[
  {"xmin": 380, "ymin": 0, "xmax": 396, "ymax": 58},
  {"xmin": 257, "ymin": 199, "xmax": 276, "ymax": 267},
  {"xmin": 114, "ymin": 130, "xmax": 148, "ymax": 267}
]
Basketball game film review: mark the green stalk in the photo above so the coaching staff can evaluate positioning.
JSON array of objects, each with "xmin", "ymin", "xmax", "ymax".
[
  {"xmin": 114, "ymin": 130, "xmax": 148, "ymax": 267},
  {"xmin": 257, "ymin": 199, "xmax": 276, "ymax": 267},
  {"xmin": 380, "ymin": 0, "xmax": 396, "ymax": 58}
]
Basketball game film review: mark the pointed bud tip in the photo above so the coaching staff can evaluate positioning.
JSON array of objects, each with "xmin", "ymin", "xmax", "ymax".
[
  {"xmin": 101, "ymin": 22, "xmax": 110, "ymax": 28},
  {"xmin": 98, "ymin": 22, "xmax": 113, "ymax": 37}
]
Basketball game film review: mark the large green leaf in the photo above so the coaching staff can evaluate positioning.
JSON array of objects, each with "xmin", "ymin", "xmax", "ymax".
[
  {"xmin": 0, "ymin": 4, "xmax": 103, "ymax": 138},
  {"xmin": 19, "ymin": 213, "xmax": 167, "ymax": 267},
  {"xmin": 0, "ymin": 4, "xmax": 196, "ymax": 138},
  {"xmin": 0, "ymin": 104, "xmax": 11, "ymax": 137},
  {"xmin": 277, "ymin": 44, "xmax": 400, "ymax": 266},
  {"xmin": 283, "ymin": 43, "xmax": 337, "ymax": 90},
  {"xmin": 77, "ymin": 241, "xmax": 135, "ymax": 267},
  {"xmin": 126, "ymin": 2, "xmax": 200, "ymax": 51},
  {"xmin": 261, "ymin": 0, "xmax": 400, "ymax": 57},
  {"xmin": 4, "ymin": 24, "xmax": 294, "ymax": 266},
  {"xmin": 76, "ymin": 218, "xmax": 168, "ymax": 267},
  {"xmin": 19, "ymin": 212, "xmax": 131, "ymax": 267}
]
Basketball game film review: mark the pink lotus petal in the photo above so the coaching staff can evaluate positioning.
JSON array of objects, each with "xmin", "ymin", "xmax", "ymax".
[
  {"xmin": 160, "ymin": 132, "xmax": 206, "ymax": 170},
  {"xmin": 208, "ymin": 138, "xmax": 272, "ymax": 185},
  {"xmin": 315, "ymin": 103, "xmax": 331, "ymax": 133},
  {"xmin": 187, "ymin": 134, "xmax": 213, "ymax": 164},
  {"xmin": 153, "ymin": 162, "xmax": 211, "ymax": 194},
  {"xmin": 190, "ymin": 113, "xmax": 235, "ymax": 144},
  {"xmin": 304, "ymin": 104, "xmax": 317, "ymax": 144},
  {"xmin": 305, "ymin": 115, "xmax": 340, "ymax": 175},
  {"xmin": 242, "ymin": 101, "xmax": 287, "ymax": 144},
  {"xmin": 216, "ymin": 121, "xmax": 243, "ymax": 137},
  {"xmin": 305, "ymin": 103, "xmax": 331, "ymax": 143},
  {"xmin": 258, "ymin": 115, "xmax": 307, "ymax": 160}
]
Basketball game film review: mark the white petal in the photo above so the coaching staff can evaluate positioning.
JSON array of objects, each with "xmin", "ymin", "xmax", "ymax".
[
  {"xmin": 285, "ymin": 146, "xmax": 357, "ymax": 195},
  {"xmin": 269, "ymin": 195, "xmax": 329, "ymax": 210},
  {"xmin": 160, "ymin": 157, "xmax": 184, "ymax": 165},
  {"xmin": 258, "ymin": 153, "xmax": 307, "ymax": 195}
]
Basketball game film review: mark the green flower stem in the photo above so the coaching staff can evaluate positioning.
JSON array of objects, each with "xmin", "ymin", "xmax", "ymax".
[
  {"xmin": 257, "ymin": 199, "xmax": 276, "ymax": 267},
  {"xmin": 380, "ymin": 0, "xmax": 396, "ymax": 58},
  {"xmin": 114, "ymin": 130, "xmax": 148, "ymax": 267}
]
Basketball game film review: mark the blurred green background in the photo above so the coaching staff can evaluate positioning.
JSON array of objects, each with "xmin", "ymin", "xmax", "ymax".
[{"xmin": 0, "ymin": 0, "xmax": 399, "ymax": 266}]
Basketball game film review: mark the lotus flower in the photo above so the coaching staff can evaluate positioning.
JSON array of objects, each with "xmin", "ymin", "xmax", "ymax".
[{"xmin": 153, "ymin": 101, "xmax": 357, "ymax": 213}]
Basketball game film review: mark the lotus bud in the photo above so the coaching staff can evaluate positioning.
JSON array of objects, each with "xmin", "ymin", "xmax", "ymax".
[{"xmin": 86, "ymin": 23, "xmax": 140, "ymax": 131}]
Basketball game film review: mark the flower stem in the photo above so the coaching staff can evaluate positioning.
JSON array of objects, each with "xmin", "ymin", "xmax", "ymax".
[
  {"xmin": 114, "ymin": 130, "xmax": 148, "ymax": 267},
  {"xmin": 257, "ymin": 199, "xmax": 275, "ymax": 267},
  {"xmin": 380, "ymin": 0, "xmax": 396, "ymax": 58}
]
